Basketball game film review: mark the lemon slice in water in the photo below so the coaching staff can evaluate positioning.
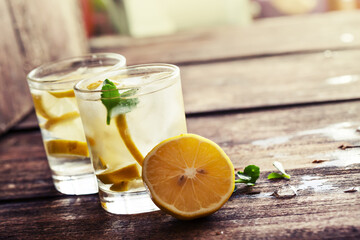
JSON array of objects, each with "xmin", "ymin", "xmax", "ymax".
[
  {"xmin": 97, "ymin": 163, "xmax": 140, "ymax": 184},
  {"xmin": 32, "ymin": 92, "xmax": 77, "ymax": 119},
  {"xmin": 49, "ymin": 89, "xmax": 75, "ymax": 98},
  {"xmin": 45, "ymin": 139, "xmax": 89, "ymax": 158}
]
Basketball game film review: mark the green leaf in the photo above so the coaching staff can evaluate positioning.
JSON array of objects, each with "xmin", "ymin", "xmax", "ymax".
[
  {"xmin": 235, "ymin": 165, "xmax": 260, "ymax": 185},
  {"xmin": 268, "ymin": 161, "xmax": 291, "ymax": 180},
  {"xmin": 237, "ymin": 174, "xmax": 251, "ymax": 181},
  {"xmin": 101, "ymin": 79, "xmax": 139, "ymax": 125},
  {"xmin": 267, "ymin": 172, "xmax": 285, "ymax": 179}
]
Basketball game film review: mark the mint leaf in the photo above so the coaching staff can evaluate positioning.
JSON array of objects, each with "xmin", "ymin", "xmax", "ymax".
[
  {"xmin": 268, "ymin": 161, "xmax": 291, "ymax": 180},
  {"xmin": 267, "ymin": 172, "xmax": 286, "ymax": 179},
  {"xmin": 235, "ymin": 165, "xmax": 260, "ymax": 186},
  {"xmin": 101, "ymin": 79, "xmax": 138, "ymax": 125},
  {"xmin": 101, "ymin": 79, "xmax": 120, "ymax": 124}
]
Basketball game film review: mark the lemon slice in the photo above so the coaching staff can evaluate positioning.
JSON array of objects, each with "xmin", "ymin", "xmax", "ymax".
[
  {"xmin": 87, "ymin": 80, "xmax": 103, "ymax": 90},
  {"xmin": 97, "ymin": 163, "xmax": 140, "ymax": 184},
  {"xmin": 87, "ymin": 80, "xmax": 121, "ymax": 90},
  {"xmin": 110, "ymin": 181, "xmax": 129, "ymax": 192},
  {"xmin": 87, "ymin": 136, "xmax": 96, "ymax": 147},
  {"xmin": 45, "ymin": 116, "xmax": 85, "ymax": 141},
  {"xmin": 45, "ymin": 139, "xmax": 89, "ymax": 157},
  {"xmin": 115, "ymin": 115, "xmax": 144, "ymax": 166},
  {"xmin": 32, "ymin": 94, "xmax": 52, "ymax": 119},
  {"xmin": 31, "ymin": 92, "xmax": 77, "ymax": 119},
  {"xmin": 142, "ymin": 134, "xmax": 235, "ymax": 220},
  {"xmin": 98, "ymin": 156, "xmax": 108, "ymax": 169},
  {"xmin": 49, "ymin": 89, "xmax": 75, "ymax": 98},
  {"xmin": 41, "ymin": 111, "xmax": 80, "ymax": 130}
]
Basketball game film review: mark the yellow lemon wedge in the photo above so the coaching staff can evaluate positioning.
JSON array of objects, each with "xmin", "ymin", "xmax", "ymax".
[
  {"xmin": 43, "ymin": 115, "xmax": 85, "ymax": 141},
  {"xmin": 32, "ymin": 94, "xmax": 52, "ymax": 119},
  {"xmin": 98, "ymin": 156, "xmax": 108, "ymax": 169},
  {"xmin": 49, "ymin": 89, "xmax": 75, "ymax": 98},
  {"xmin": 31, "ymin": 92, "xmax": 77, "ymax": 119},
  {"xmin": 45, "ymin": 139, "xmax": 89, "ymax": 157},
  {"xmin": 87, "ymin": 80, "xmax": 103, "ymax": 90},
  {"xmin": 142, "ymin": 134, "xmax": 235, "ymax": 220},
  {"xmin": 87, "ymin": 80, "xmax": 121, "ymax": 90},
  {"xmin": 41, "ymin": 111, "xmax": 80, "ymax": 130},
  {"xmin": 97, "ymin": 163, "xmax": 141, "ymax": 184},
  {"xmin": 115, "ymin": 114, "xmax": 144, "ymax": 166},
  {"xmin": 31, "ymin": 92, "xmax": 85, "ymax": 141},
  {"xmin": 87, "ymin": 137, "xmax": 96, "ymax": 147},
  {"xmin": 110, "ymin": 181, "xmax": 129, "ymax": 192}
]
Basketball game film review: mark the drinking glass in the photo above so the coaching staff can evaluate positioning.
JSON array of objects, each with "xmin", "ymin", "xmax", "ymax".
[
  {"xmin": 27, "ymin": 53, "xmax": 126, "ymax": 195},
  {"xmin": 74, "ymin": 64, "xmax": 187, "ymax": 214}
]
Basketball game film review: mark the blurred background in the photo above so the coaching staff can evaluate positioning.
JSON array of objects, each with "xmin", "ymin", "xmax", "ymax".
[{"xmin": 80, "ymin": 0, "xmax": 360, "ymax": 38}]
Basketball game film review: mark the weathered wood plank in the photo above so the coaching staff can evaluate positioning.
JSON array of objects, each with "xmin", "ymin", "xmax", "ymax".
[
  {"xmin": 90, "ymin": 11, "xmax": 360, "ymax": 65},
  {"xmin": 181, "ymin": 49, "xmax": 360, "ymax": 113},
  {"xmin": 2, "ymin": 101, "xmax": 360, "ymax": 200},
  {"xmin": 1, "ymin": 166, "xmax": 359, "ymax": 239},
  {"xmin": 0, "ymin": 0, "xmax": 32, "ymax": 136},
  {"xmin": 8, "ymin": 0, "xmax": 88, "ymax": 72},
  {"xmin": 0, "ymin": 131, "xmax": 59, "ymax": 200},
  {"xmin": 0, "ymin": 0, "xmax": 88, "ymax": 136},
  {"xmin": 189, "ymin": 101, "xmax": 360, "ymax": 172}
]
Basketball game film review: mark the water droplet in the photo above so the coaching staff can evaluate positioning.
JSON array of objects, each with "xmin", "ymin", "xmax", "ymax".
[{"xmin": 272, "ymin": 184, "xmax": 297, "ymax": 199}]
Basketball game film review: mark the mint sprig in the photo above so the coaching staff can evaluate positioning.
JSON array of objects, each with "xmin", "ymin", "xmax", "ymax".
[
  {"xmin": 267, "ymin": 161, "xmax": 291, "ymax": 180},
  {"xmin": 101, "ymin": 79, "xmax": 138, "ymax": 125},
  {"xmin": 235, "ymin": 165, "xmax": 260, "ymax": 186}
]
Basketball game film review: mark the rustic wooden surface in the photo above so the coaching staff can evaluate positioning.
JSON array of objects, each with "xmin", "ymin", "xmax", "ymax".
[
  {"xmin": 2, "ymin": 11, "xmax": 360, "ymax": 239},
  {"xmin": 181, "ymin": 49, "xmax": 360, "ymax": 113},
  {"xmin": 0, "ymin": 0, "xmax": 29, "ymax": 136},
  {"xmin": 90, "ymin": 11, "xmax": 360, "ymax": 65},
  {"xmin": 1, "ymin": 166, "xmax": 359, "ymax": 239},
  {"xmin": 0, "ymin": 0, "xmax": 87, "ymax": 135}
]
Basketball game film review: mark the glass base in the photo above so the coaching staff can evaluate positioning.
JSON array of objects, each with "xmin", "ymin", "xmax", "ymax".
[
  {"xmin": 99, "ymin": 188, "xmax": 159, "ymax": 215},
  {"xmin": 52, "ymin": 173, "xmax": 98, "ymax": 195}
]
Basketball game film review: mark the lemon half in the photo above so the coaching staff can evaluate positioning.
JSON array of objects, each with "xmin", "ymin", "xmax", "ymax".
[{"xmin": 142, "ymin": 134, "xmax": 235, "ymax": 220}]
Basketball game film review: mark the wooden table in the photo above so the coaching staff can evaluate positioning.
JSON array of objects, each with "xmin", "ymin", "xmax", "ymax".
[{"xmin": 1, "ymin": 11, "xmax": 360, "ymax": 239}]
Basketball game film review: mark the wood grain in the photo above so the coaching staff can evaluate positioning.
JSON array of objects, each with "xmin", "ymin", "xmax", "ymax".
[
  {"xmin": 0, "ymin": 0, "xmax": 88, "ymax": 136},
  {"xmin": 90, "ymin": 11, "xmax": 360, "ymax": 65},
  {"xmin": 0, "ymin": 131, "xmax": 59, "ymax": 201},
  {"xmin": 8, "ymin": 0, "xmax": 88, "ymax": 72},
  {"xmin": 1, "ymin": 166, "xmax": 359, "ymax": 239},
  {"xmin": 188, "ymin": 101, "xmax": 360, "ymax": 172},
  {"xmin": 181, "ymin": 49, "xmax": 360, "ymax": 113},
  {"xmin": 0, "ymin": 0, "xmax": 32, "ymax": 136},
  {"xmin": 2, "ymin": 101, "xmax": 360, "ymax": 200}
]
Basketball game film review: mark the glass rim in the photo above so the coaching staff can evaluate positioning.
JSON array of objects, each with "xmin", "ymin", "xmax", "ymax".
[
  {"xmin": 26, "ymin": 52, "xmax": 126, "ymax": 84},
  {"xmin": 73, "ymin": 63, "xmax": 180, "ymax": 94}
]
